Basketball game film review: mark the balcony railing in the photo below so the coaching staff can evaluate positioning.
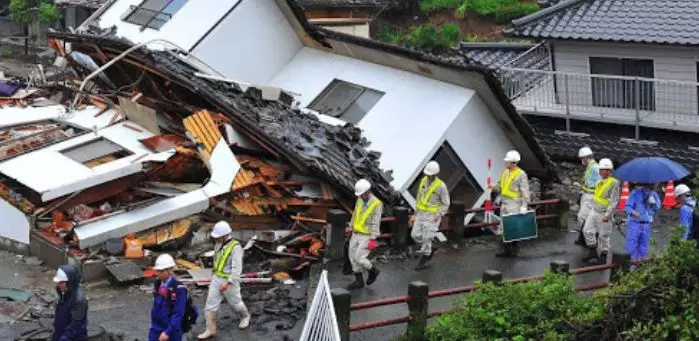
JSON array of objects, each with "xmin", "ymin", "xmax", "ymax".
[{"xmin": 499, "ymin": 67, "xmax": 699, "ymax": 137}]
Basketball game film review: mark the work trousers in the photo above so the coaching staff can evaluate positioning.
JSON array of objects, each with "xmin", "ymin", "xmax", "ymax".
[
  {"xmin": 349, "ymin": 233, "xmax": 373, "ymax": 273},
  {"xmin": 411, "ymin": 212, "xmax": 440, "ymax": 256},
  {"xmin": 583, "ymin": 209, "xmax": 612, "ymax": 253},
  {"xmin": 204, "ymin": 275, "xmax": 246, "ymax": 314},
  {"xmin": 500, "ymin": 198, "xmax": 522, "ymax": 253},
  {"xmin": 626, "ymin": 221, "xmax": 651, "ymax": 262},
  {"xmin": 577, "ymin": 193, "xmax": 594, "ymax": 224}
]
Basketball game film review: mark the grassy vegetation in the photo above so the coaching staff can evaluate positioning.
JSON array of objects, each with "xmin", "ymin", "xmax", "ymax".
[
  {"xmin": 380, "ymin": 23, "xmax": 463, "ymax": 54},
  {"xmin": 420, "ymin": 0, "xmax": 539, "ymax": 23}
]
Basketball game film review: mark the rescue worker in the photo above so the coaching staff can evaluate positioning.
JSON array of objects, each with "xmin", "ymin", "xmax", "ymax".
[
  {"xmin": 624, "ymin": 183, "xmax": 661, "ymax": 263},
  {"xmin": 582, "ymin": 158, "xmax": 620, "ymax": 265},
  {"xmin": 573, "ymin": 147, "xmax": 600, "ymax": 246},
  {"xmin": 52, "ymin": 265, "xmax": 88, "ymax": 341},
  {"xmin": 675, "ymin": 184, "xmax": 696, "ymax": 241},
  {"xmin": 411, "ymin": 161, "xmax": 450, "ymax": 270},
  {"xmin": 149, "ymin": 254, "xmax": 187, "ymax": 341},
  {"xmin": 347, "ymin": 179, "xmax": 383, "ymax": 289},
  {"xmin": 490, "ymin": 150, "xmax": 530, "ymax": 257},
  {"xmin": 197, "ymin": 221, "xmax": 251, "ymax": 339}
]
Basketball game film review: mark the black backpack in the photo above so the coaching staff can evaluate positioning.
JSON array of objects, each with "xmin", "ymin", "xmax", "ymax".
[{"xmin": 153, "ymin": 278, "xmax": 200, "ymax": 333}]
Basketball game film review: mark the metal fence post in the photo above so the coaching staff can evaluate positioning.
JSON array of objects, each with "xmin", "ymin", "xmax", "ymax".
[
  {"xmin": 448, "ymin": 201, "xmax": 466, "ymax": 248},
  {"xmin": 482, "ymin": 270, "xmax": 503, "ymax": 284},
  {"xmin": 550, "ymin": 260, "xmax": 570, "ymax": 275},
  {"xmin": 391, "ymin": 206, "xmax": 410, "ymax": 251},
  {"xmin": 326, "ymin": 209, "xmax": 350, "ymax": 261},
  {"xmin": 564, "ymin": 74, "xmax": 571, "ymax": 132},
  {"xmin": 331, "ymin": 288, "xmax": 351, "ymax": 341},
  {"xmin": 634, "ymin": 77, "xmax": 641, "ymax": 140},
  {"xmin": 406, "ymin": 281, "xmax": 429, "ymax": 341},
  {"xmin": 611, "ymin": 252, "xmax": 631, "ymax": 282}
]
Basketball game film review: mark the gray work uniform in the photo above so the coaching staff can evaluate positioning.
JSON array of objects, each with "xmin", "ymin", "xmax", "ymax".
[
  {"xmin": 583, "ymin": 178, "xmax": 620, "ymax": 253},
  {"xmin": 204, "ymin": 239, "xmax": 248, "ymax": 315},
  {"xmin": 411, "ymin": 177, "xmax": 450, "ymax": 256},
  {"xmin": 349, "ymin": 196, "xmax": 383, "ymax": 273}
]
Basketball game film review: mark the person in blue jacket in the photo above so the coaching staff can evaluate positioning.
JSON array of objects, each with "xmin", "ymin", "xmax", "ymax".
[
  {"xmin": 624, "ymin": 183, "xmax": 661, "ymax": 263},
  {"xmin": 674, "ymin": 184, "xmax": 696, "ymax": 241},
  {"xmin": 150, "ymin": 254, "xmax": 187, "ymax": 341},
  {"xmin": 52, "ymin": 264, "xmax": 88, "ymax": 341}
]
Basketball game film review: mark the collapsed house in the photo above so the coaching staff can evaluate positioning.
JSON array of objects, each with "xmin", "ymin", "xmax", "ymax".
[{"xmin": 0, "ymin": 0, "xmax": 555, "ymax": 274}]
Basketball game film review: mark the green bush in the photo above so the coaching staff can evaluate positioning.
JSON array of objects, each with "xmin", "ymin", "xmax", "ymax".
[
  {"xmin": 494, "ymin": 3, "xmax": 539, "ymax": 24},
  {"xmin": 425, "ymin": 271, "xmax": 604, "ymax": 341},
  {"xmin": 419, "ymin": 0, "xmax": 463, "ymax": 13},
  {"xmin": 471, "ymin": 0, "xmax": 519, "ymax": 15},
  {"xmin": 396, "ymin": 23, "xmax": 462, "ymax": 54}
]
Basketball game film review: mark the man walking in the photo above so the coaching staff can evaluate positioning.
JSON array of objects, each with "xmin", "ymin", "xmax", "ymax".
[
  {"xmin": 491, "ymin": 150, "xmax": 530, "ymax": 257},
  {"xmin": 411, "ymin": 161, "xmax": 450, "ymax": 270},
  {"xmin": 675, "ymin": 184, "xmax": 696, "ymax": 241},
  {"xmin": 347, "ymin": 179, "xmax": 383, "ymax": 289},
  {"xmin": 52, "ymin": 265, "xmax": 88, "ymax": 341},
  {"xmin": 574, "ymin": 147, "xmax": 600, "ymax": 246},
  {"xmin": 582, "ymin": 158, "xmax": 620, "ymax": 265},
  {"xmin": 149, "ymin": 254, "xmax": 187, "ymax": 341},
  {"xmin": 624, "ymin": 184, "xmax": 661, "ymax": 263},
  {"xmin": 197, "ymin": 221, "xmax": 251, "ymax": 339}
]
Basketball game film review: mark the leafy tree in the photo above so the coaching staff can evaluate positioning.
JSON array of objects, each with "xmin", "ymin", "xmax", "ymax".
[
  {"xmin": 397, "ymin": 23, "xmax": 462, "ymax": 54},
  {"xmin": 9, "ymin": 0, "xmax": 61, "ymax": 54}
]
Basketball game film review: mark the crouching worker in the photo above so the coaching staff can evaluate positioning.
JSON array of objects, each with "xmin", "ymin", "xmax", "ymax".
[
  {"xmin": 347, "ymin": 179, "xmax": 383, "ymax": 290},
  {"xmin": 150, "ymin": 254, "xmax": 197, "ymax": 341},
  {"xmin": 53, "ymin": 265, "xmax": 88, "ymax": 341},
  {"xmin": 198, "ymin": 221, "xmax": 251, "ymax": 340}
]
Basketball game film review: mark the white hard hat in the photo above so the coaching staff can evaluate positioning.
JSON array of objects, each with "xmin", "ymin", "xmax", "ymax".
[
  {"xmin": 504, "ymin": 150, "xmax": 521, "ymax": 163},
  {"xmin": 211, "ymin": 221, "xmax": 232, "ymax": 238},
  {"xmin": 675, "ymin": 184, "xmax": 691, "ymax": 197},
  {"xmin": 354, "ymin": 179, "xmax": 371, "ymax": 196},
  {"xmin": 154, "ymin": 254, "xmax": 176, "ymax": 270},
  {"xmin": 423, "ymin": 161, "xmax": 440, "ymax": 176},
  {"xmin": 578, "ymin": 147, "xmax": 593, "ymax": 158},
  {"xmin": 53, "ymin": 268, "xmax": 68, "ymax": 283},
  {"xmin": 598, "ymin": 158, "xmax": 614, "ymax": 170}
]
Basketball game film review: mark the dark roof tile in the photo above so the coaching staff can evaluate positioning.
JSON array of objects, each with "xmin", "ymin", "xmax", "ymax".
[
  {"xmin": 295, "ymin": 0, "xmax": 394, "ymax": 9},
  {"xmin": 506, "ymin": 0, "xmax": 699, "ymax": 45}
]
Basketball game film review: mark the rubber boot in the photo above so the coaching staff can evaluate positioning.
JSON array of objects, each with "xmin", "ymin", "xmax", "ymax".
[
  {"xmin": 347, "ymin": 273, "xmax": 365, "ymax": 290},
  {"xmin": 414, "ymin": 255, "xmax": 430, "ymax": 270},
  {"xmin": 574, "ymin": 228, "xmax": 586, "ymax": 246},
  {"xmin": 496, "ymin": 242, "xmax": 514, "ymax": 258},
  {"xmin": 510, "ymin": 241, "xmax": 520, "ymax": 257},
  {"xmin": 197, "ymin": 311, "xmax": 217, "ymax": 339},
  {"xmin": 582, "ymin": 247, "xmax": 598, "ymax": 263},
  {"xmin": 234, "ymin": 302, "xmax": 251, "ymax": 329},
  {"xmin": 587, "ymin": 251, "xmax": 608, "ymax": 266},
  {"xmin": 366, "ymin": 266, "xmax": 380, "ymax": 286}
]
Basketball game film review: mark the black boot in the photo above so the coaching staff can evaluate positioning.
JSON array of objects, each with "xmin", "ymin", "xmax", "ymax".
[
  {"xmin": 586, "ymin": 251, "xmax": 608, "ymax": 266},
  {"xmin": 574, "ymin": 228, "xmax": 586, "ymax": 246},
  {"xmin": 415, "ymin": 256, "xmax": 430, "ymax": 270},
  {"xmin": 582, "ymin": 247, "xmax": 598, "ymax": 263},
  {"xmin": 366, "ymin": 267, "xmax": 380, "ymax": 285},
  {"xmin": 347, "ymin": 273, "xmax": 365, "ymax": 290},
  {"xmin": 496, "ymin": 242, "xmax": 514, "ymax": 258}
]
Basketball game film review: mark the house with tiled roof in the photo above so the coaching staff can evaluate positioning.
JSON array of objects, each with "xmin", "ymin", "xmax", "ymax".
[
  {"xmin": 58, "ymin": 0, "xmax": 556, "ymax": 221},
  {"xmin": 496, "ymin": 0, "xmax": 699, "ymax": 137},
  {"xmin": 296, "ymin": 0, "xmax": 395, "ymax": 37}
]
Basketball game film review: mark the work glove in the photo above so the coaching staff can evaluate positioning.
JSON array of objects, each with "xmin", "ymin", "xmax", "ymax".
[
  {"xmin": 368, "ymin": 239, "xmax": 377, "ymax": 251},
  {"xmin": 520, "ymin": 207, "xmax": 528, "ymax": 214}
]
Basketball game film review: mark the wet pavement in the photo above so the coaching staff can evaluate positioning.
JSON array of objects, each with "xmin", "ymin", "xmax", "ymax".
[{"xmin": 0, "ymin": 212, "xmax": 678, "ymax": 341}]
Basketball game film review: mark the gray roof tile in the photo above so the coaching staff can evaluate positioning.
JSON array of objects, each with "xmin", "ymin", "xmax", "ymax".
[
  {"xmin": 457, "ymin": 42, "xmax": 548, "ymax": 70},
  {"xmin": 506, "ymin": 0, "xmax": 699, "ymax": 45}
]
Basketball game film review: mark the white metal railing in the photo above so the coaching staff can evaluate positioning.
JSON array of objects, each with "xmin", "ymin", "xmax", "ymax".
[
  {"xmin": 499, "ymin": 67, "xmax": 699, "ymax": 136},
  {"xmin": 299, "ymin": 270, "xmax": 341, "ymax": 341}
]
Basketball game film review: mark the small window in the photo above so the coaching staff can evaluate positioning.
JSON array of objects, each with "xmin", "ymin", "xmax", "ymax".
[
  {"xmin": 408, "ymin": 142, "xmax": 483, "ymax": 207},
  {"xmin": 308, "ymin": 80, "xmax": 384, "ymax": 124},
  {"xmin": 122, "ymin": 0, "xmax": 188, "ymax": 30},
  {"xmin": 61, "ymin": 138, "xmax": 133, "ymax": 168}
]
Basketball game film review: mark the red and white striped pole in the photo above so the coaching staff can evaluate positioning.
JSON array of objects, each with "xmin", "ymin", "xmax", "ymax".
[{"xmin": 485, "ymin": 158, "xmax": 492, "ymax": 222}]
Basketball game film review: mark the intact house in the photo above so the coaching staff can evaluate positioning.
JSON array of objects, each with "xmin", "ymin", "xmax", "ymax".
[
  {"xmin": 467, "ymin": 0, "xmax": 699, "ymax": 134},
  {"xmin": 76, "ymin": 0, "xmax": 555, "ymax": 210},
  {"xmin": 295, "ymin": 0, "xmax": 393, "ymax": 38}
]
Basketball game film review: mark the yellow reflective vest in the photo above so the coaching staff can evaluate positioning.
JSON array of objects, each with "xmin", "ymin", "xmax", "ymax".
[
  {"xmin": 416, "ymin": 176, "xmax": 444, "ymax": 213},
  {"xmin": 500, "ymin": 167, "xmax": 523, "ymax": 199},
  {"xmin": 352, "ymin": 197, "xmax": 382, "ymax": 235},
  {"xmin": 213, "ymin": 239, "xmax": 239, "ymax": 279},
  {"xmin": 593, "ymin": 177, "xmax": 617, "ymax": 207}
]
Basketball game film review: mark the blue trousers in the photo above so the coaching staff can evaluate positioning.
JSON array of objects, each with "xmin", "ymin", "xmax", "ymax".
[
  {"xmin": 625, "ymin": 221, "xmax": 651, "ymax": 262},
  {"xmin": 148, "ymin": 327, "xmax": 182, "ymax": 341}
]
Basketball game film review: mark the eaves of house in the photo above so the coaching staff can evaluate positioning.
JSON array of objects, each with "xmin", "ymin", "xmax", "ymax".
[
  {"xmin": 504, "ymin": 0, "xmax": 699, "ymax": 46},
  {"xmin": 295, "ymin": 0, "xmax": 395, "ymax": 10}
]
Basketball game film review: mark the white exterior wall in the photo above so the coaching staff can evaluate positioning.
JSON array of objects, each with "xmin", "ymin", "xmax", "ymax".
[
  {"xmin": 189, "ymin": 0, "xmax": 303, "ymax": 84},
  {"xmin": 0, "ymin": 200, "xmax": 30, "ymax": 244},
  {"xmin": 270, "ymin": 47, "xmax": 485, "ymax": 197},
  {"xmin": 95, "ymin": 0, "xmax": 241, "ymax": 51},
  {"xmin": 552, "ymin": 40, "xmax": 699, "ymax": 115}
]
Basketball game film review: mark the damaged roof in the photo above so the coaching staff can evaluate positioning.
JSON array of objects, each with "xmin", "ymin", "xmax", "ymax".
[
  {"xmin": 51, "ymin": 32, "xmax": 399, "ymax": 204},
  {"xmin": 295, "ymin": 0, "xmax": 395, "ymax": 9},
  {"xmin": 504, "ymin": 0, "xmax": 699, "ymax": 46},
  {"xmin": 457, "ymin": 42, "xmax": 548, "ymax": 70},
  {"xmin": 55, "ymin": 0, "xmax": 108, "ymax": 9}
]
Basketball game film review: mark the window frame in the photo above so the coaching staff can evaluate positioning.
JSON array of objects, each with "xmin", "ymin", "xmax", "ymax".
[
  {"xmin": 122, "ymin": 0, "xmax": 188, "ymax": 31},
  {"xmin": 308, "ymin": 79, "xmax": 384, "ymax": 124},
  {"xmin": 589, "ymin": 56, "xmax": 655, "ymax": 111}
]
